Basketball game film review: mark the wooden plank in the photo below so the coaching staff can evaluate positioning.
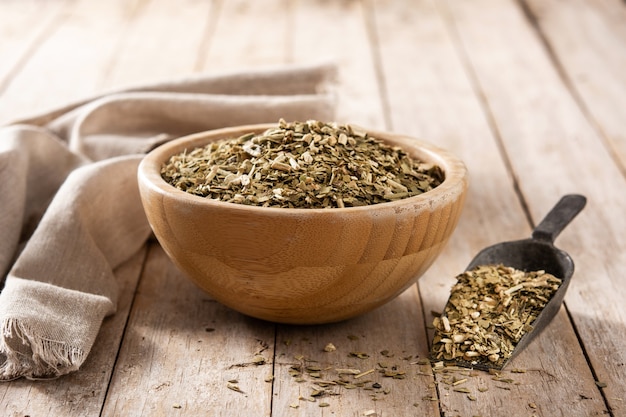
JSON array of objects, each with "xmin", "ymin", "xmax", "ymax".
[
  {"xmin": 101, "ymin": 244, "xmax": 276, "ymax": 417},
  {"xmin": 266, "ymin": 2, "xmax": 435, "ymax": 415},
  {"xmin": 273, "ymin": 286, "xmax": 439, "ymax": 416},
  {"xmin": 0, "ymin": 0, "xmax": 145, "ymax": 124},
  {"xmin": 291, "ymin": 0, "xmax": 386, "ymax": 128},
  {"xmin": 370, "ymin": 0, "xmax": 609, "ymax": 415},
  {"xmin": 100, "ymin": 0, "xmax": 219, "ymax": 89},
  {"xmin": 197, "ymin": 0, "xmax": 290, "ymax": 72},
  {"xmin": 0, "ymin": 0, "xmax": 71, "ymax": 95},
  {"xmin": 522, "ymin": 0, "xmax": 626, "ymax": 171},
  {"xmin": 0, "ymin": 247, "xmax": 148, "ymax": 417},
  {"xmin": 1, "ymin": 0, "xmax": 623, "ymax": 415},
  {"xmin": 202, "ymin": 0, "xmax": 386, "ymax": 126},
  {"xmin": 97, "ymin": 3, "xmax": 291, "ymax": 411},
  {"xmin": 368, "ymin": 0, "xmax": 526, "ymax": 317},
  {"xmin": 440, "ymin": 0, "xmax": 626, "ymax": 414}
]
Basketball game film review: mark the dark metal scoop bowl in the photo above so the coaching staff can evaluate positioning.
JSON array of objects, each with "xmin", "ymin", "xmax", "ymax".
[{"xmin": 435, "ymin": 194, "xmax": 587, "ymax": 370}]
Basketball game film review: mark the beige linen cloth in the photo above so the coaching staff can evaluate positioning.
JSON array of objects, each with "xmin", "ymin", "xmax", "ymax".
[{"xmin": 0, "ymin": 63, "xmax": 337, "ymax": 380}]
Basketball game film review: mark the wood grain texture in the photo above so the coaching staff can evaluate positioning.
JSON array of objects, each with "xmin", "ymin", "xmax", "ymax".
[
  {"xmin": 138, "ymin": 124, "xmax": 468, "ymax": 324},
  {"xmin": 0, "ymin": 0, "xmax": 71, "ymax": 96},
  {"xmin": 197, "ymin": 0, "xmax": 290, "ymax": 72},
  {"xmin": 99, "ymin": 0, "xmax": 219, "ymax": 89},
  {"xmin": 371, "ymin": 0, "xmax": 611, "ymax": 415},
  {"xmin": 442, "ymin": 0, "xmax": 625, "ymax": 413},
  {"xmin": 1, "ymin": 0, "xmax": 624, "ymax": 415},
  {"xmin": 272, "ymin": 285, "xmax": 439, "ymax": 416},
  {"xmin": 523, "ymin": 0, "xmax": 626, "ymax": 172},
  {"xmin": 0, "ymin": 0, "xmax": 147, "ymax": 124},
  {"xmin": 101, "ymin": 244, "xmax": 275, "ymax": 417}
]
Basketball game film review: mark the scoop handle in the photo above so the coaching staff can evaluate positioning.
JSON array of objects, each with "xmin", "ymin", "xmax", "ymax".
[{"xmin": 531, "ymin": 194, "xmax": 587, "ymax": 243}]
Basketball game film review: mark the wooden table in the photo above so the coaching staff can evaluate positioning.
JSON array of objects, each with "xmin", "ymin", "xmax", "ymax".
[{"xmin": 1, "ymin": 0, "xmax": 625, "ymax": 416}]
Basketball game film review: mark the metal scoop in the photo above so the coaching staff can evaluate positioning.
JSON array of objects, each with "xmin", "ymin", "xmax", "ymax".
[{"xmin": 432, "ymin": 194, "xmax": 587, "ymax": 370}]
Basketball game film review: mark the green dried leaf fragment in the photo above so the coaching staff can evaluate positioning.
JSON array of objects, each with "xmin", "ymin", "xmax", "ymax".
[
  {"xmin": 349, "ymin": 351, "xmax": 370, "ymax": 359},
  {"xmin": 227, "ymin": 382, "xmax": 244, "ymax": 393}
]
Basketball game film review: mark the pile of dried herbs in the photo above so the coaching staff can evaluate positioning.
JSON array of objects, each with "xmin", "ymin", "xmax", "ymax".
[
  {"xmin": 161, "ymin": 119, "xmax": 443, "ymax": 208},
  {"xmin": 431, "ymin": 264, "xmax": 562, "ymax": 368}
]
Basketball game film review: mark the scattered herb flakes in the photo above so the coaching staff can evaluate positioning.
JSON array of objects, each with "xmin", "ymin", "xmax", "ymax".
[
  {"xmin": 227, "ymin": 382, "xmax": 244, "ymax": 393},
  {"xmin": 347, "ymin": 335, "xmax": 360, "ymax": 341},
  {"xmin": 380, "ymin": 349, "xmax": 394, "ymax": 358},
  {"xmin": 162, "ymin": 119, "xmax": 443, "ymax": 209},
  {"xmin": 494, "ymin": 377, "xmax": 515, "ymax": 384},
  {"xmin": 252, "ymin": 355, "xmax": 266, "ymax": 365},
  {"xmin": 382, "ymin": 369, "xmax": 406, "ymax": 379},
  {"xmin": 319, "ymin": 402, "xmax": 331, "ymax": 407},
  {"xmin": 349, "ymin": 351, "xmax": 370, "ymax": 359},
  {"xmin": 355, "ymin": 369, "xmax": 376, "ymax": 379},
  {"xmin": 336, "ymin": 368, "xmax": 361, "ymax": 376},
  {"xmin": 228, "ymin": 354, "xmax": 270, "ymax": 368},
  {"xmin": 280, "ymin": 348, "xmax": 420, "ymax": 408},
  {"xmin": 311, "ymin": 389, "xmax": 325, "ymax": 397},
  {"xmin": 258, "ymin": 341, "xmax": 514, "ymax": 410},
  {"xmin": 431, "ymin": 264, "xmax": 562, "ymax": 368},
  {"xmin": 323, "ymin": 342, "xmax": 337, "ymax": 352},
  {"xmin": 452, "ymin": 378, "xmax": 468, "ymax": 386}
]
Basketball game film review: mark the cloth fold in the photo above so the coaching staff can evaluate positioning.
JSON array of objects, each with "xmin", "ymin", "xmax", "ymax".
[{"xmin": 0, "ymin": 62, "xmax": 337, "ymax": 380}]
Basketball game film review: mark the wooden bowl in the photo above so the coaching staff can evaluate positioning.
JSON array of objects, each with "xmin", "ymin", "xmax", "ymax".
[{"xmin": 138, "ymin": 124, "xmax": 468, "ymax": 324}]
